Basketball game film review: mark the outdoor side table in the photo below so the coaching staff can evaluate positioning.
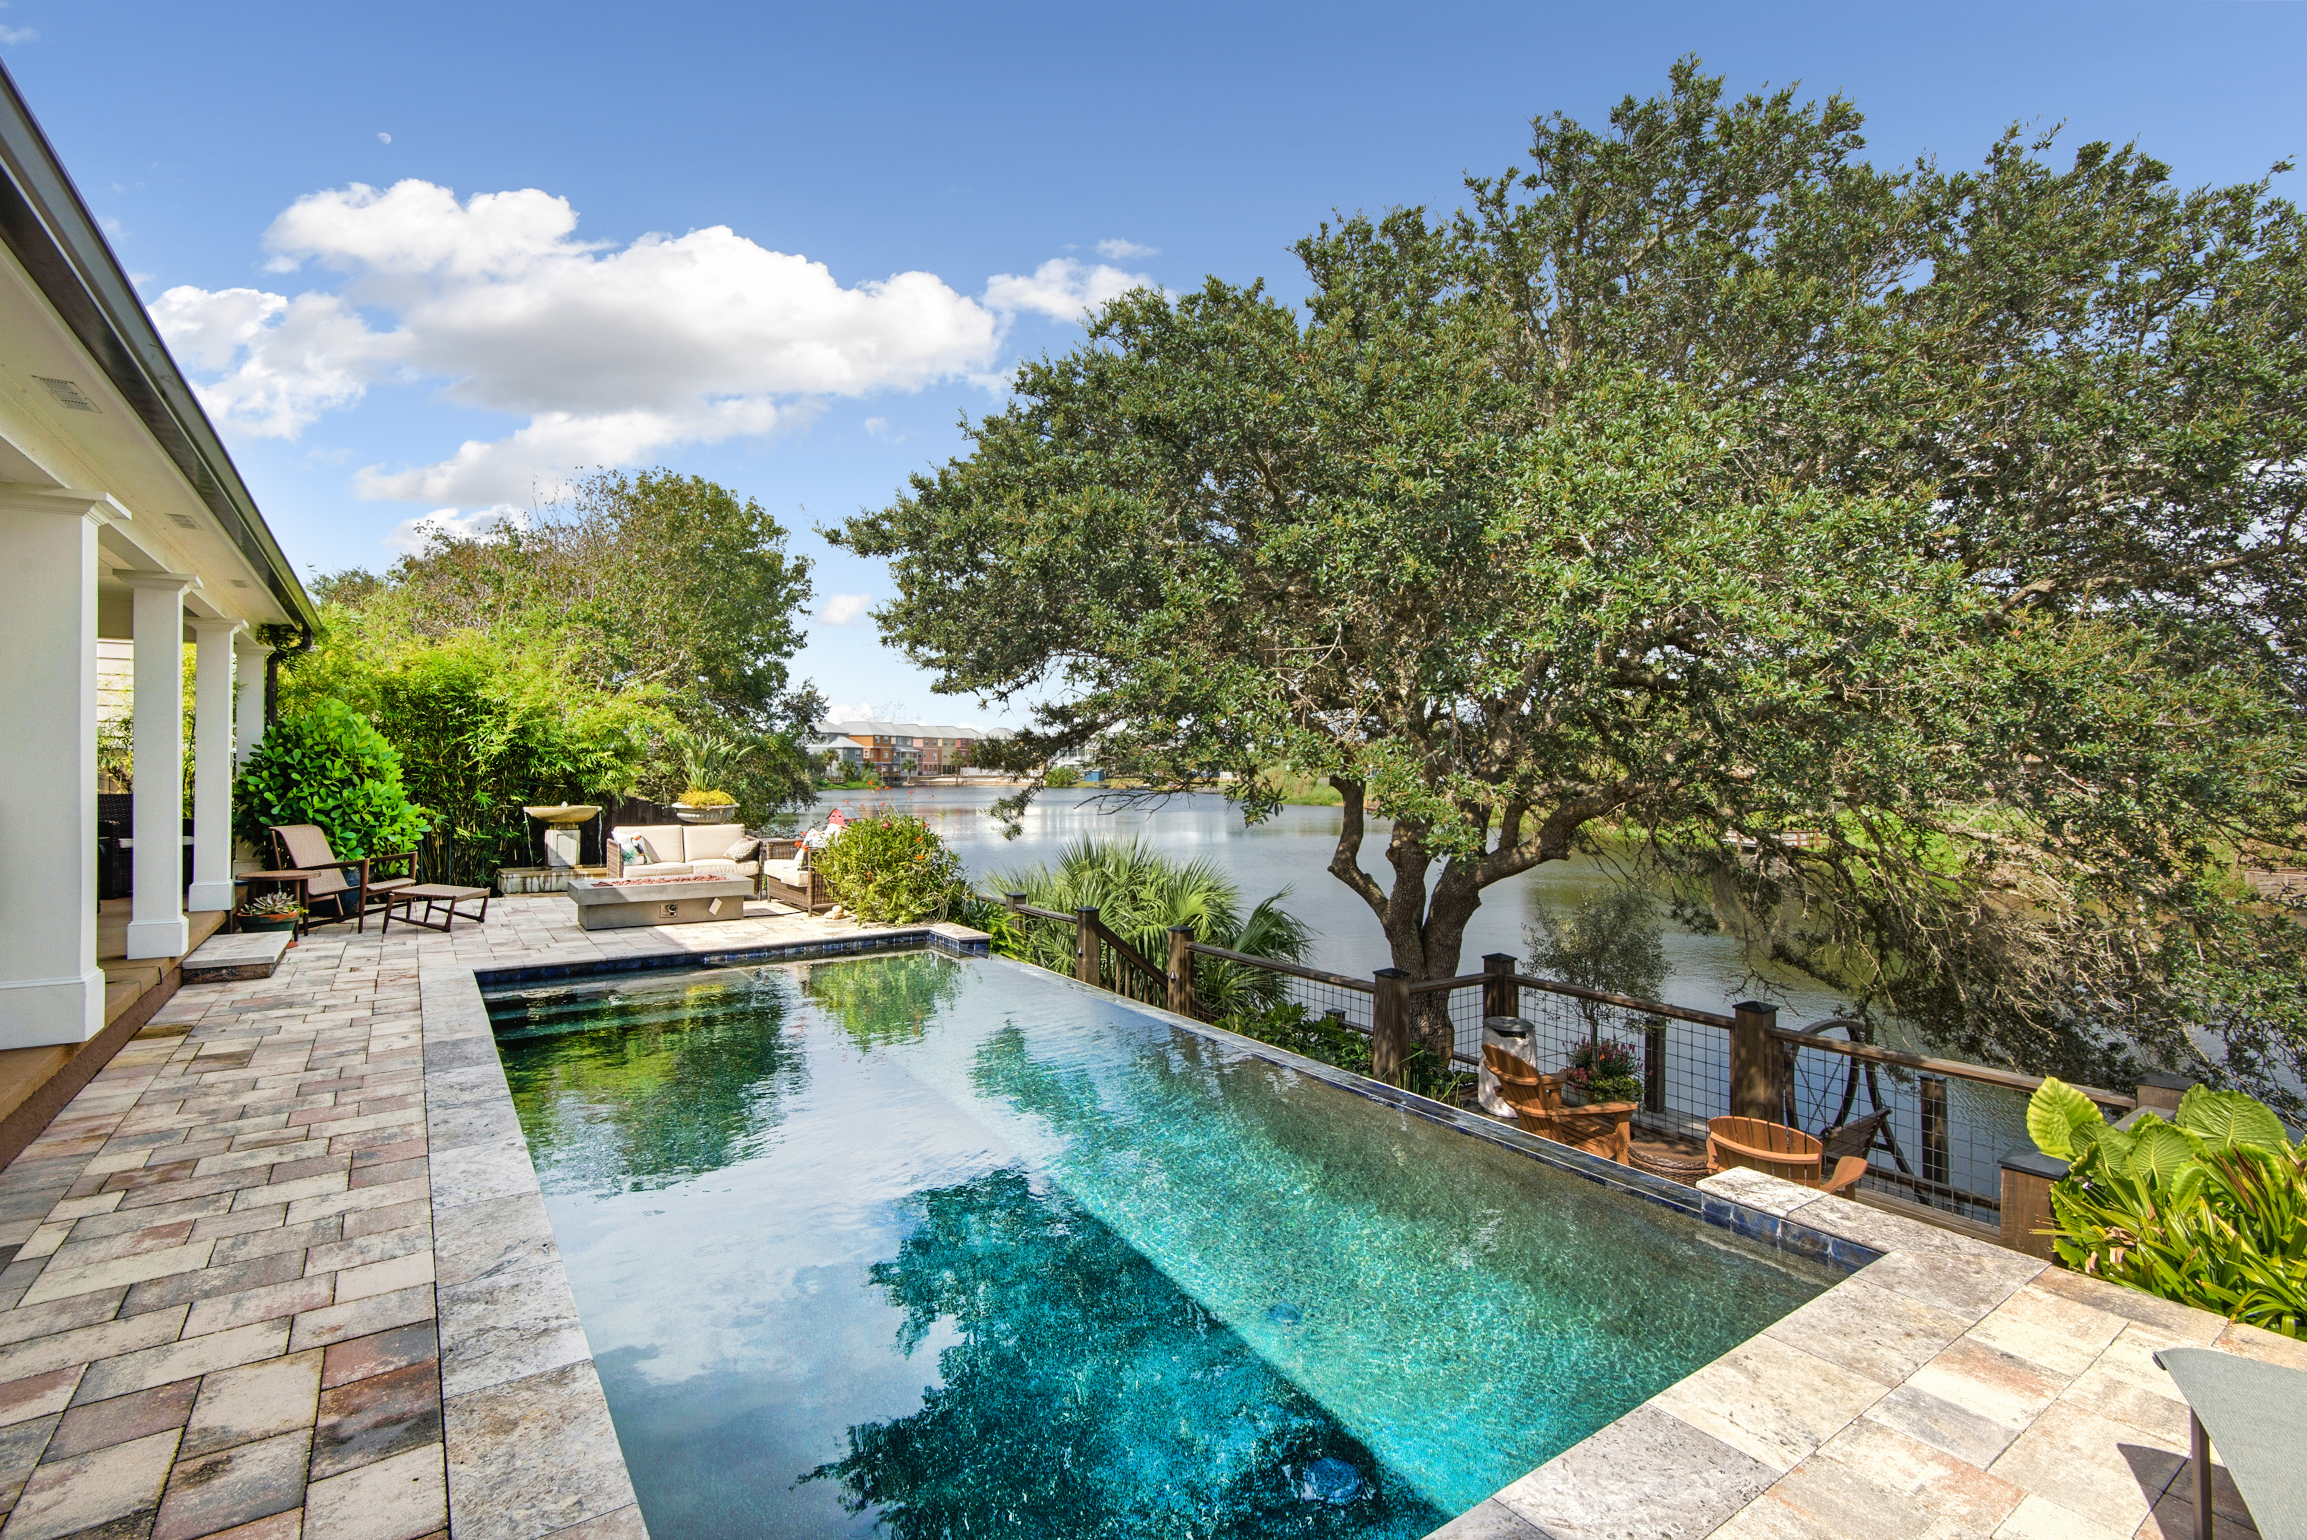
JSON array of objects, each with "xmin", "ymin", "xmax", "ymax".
[
  {"xmin": 234, "ymin": 870, "xmax": 324, "ymax": 936},
  {"xmin": 380, "ymin": 884, "xmax": 493, "ymax": 935},
  {"xmin": 2154, "ymin": 1346, "xmax": 2306, "ymax": 1540}
]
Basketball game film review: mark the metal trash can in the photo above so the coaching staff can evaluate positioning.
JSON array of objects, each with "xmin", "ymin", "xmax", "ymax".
[{"xmin": 1480, "ymin": 1015, "xmax": 1538, "ymax": 1117}]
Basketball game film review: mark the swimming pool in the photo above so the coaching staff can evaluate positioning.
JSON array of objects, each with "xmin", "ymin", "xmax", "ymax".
[{"xmin": 484, "ymin": 950, "xmax": 1837, "ymax": 1539}]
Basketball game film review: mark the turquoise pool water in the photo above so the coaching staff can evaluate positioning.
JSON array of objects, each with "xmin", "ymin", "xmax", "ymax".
[{"xmin": 486, "ymin": 952, "xmax": 1833, "ymax": 1540}]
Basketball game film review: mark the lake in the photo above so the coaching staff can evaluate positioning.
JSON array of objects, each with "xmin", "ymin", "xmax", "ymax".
[{"xmin": 806, "ymin": 785, "xmax": 1845, "ymax": 1027}]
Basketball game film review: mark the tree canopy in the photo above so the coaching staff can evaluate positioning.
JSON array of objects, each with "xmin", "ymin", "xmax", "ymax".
[
  {"xmin": 292, "ymin": 467, "xmax": 819, "ymax": 880},
  {"xmin": 835, "ymin": 61, "xmax": 2307, "ymax": 1107}
]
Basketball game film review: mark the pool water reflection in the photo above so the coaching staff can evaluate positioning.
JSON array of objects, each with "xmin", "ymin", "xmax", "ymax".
[{"xmin": 488, "ymin": 953, "xmax": 1834, "ymax": 1539}]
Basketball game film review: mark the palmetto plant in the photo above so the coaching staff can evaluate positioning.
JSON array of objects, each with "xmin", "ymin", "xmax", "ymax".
[{"xmin": 986, "ymin": 837, "xmax": 1311, "ymax": 1017}]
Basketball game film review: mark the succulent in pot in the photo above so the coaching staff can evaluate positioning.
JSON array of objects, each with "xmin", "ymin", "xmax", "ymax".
[{"xmin": 236, "ymin": 889, "xmax": 303, "ymax": 938}]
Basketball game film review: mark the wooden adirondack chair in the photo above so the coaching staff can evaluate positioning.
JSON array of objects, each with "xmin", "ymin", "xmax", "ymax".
[
  {"xmin": 1706, "ymin": 1114, "xmax": 1868, "ymax": 1195},
  {"xmin": 1484, "ymin": 1045, "xmax": 1635, "ymax": 1165}
]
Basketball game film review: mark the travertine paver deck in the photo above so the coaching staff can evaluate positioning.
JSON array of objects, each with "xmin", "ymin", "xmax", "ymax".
[
  {"xmin": 0, "ymin": 895, "xmax": 877, "ymax": 1540},
  {"xmin": 7, "ymin": 890, "xmax": 2298, "ymax": 1540},
  {"xmin": 1438, "ymin": 1165, "xmax": 2306, "ymax": 1540}
]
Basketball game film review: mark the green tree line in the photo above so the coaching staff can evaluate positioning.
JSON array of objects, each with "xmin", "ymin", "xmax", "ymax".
[{"xmin": 280, "ymin": 468, "xmax": 819, "ymax": 883}]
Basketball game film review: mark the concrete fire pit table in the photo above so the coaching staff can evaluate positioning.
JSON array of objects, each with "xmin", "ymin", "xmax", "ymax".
[{"xmin": 567, "ymin": 871, "xmax": 753, "ymax": 929}]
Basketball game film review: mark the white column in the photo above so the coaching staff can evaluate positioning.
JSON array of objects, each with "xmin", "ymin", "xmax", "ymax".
[
  {"xmin": 125, "ymin": 571, "xmax": 198, "ymax": 960},
  {"xmin": 187, "ymin": 617, "xmax": 240, "ymax": 913},
  {"xmin": 0, "ymin": 490, "xmax": 119, "ymax": 1047},
  {"xmin": 233, "ymin": 634, "xmax": 271, "ymax": 766}
]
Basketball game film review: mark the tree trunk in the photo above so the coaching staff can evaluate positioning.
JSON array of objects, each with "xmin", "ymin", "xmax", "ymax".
[{"xmin": 1327, "ymin": 778, "xmax": 1513, "ymax": 1069}]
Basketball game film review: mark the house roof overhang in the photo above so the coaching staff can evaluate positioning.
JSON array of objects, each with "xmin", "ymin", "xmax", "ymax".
[{"xmin": 0, "ymin": 59, "xmax": 317, "ymax": 636}]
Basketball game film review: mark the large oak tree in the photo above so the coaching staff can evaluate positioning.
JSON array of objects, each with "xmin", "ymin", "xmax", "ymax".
[{"xmin": 837, "ymin": 63, "xmax": 2307, "ymax": 1107}]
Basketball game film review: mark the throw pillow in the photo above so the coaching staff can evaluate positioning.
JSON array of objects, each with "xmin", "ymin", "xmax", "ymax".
[
  {"xmin": 616, "ymin": 834, "xmax": 650, "ymax": 867},
  {"xmin": 720, "ymin": 835, "xmax": 760, "ymax": 862}
]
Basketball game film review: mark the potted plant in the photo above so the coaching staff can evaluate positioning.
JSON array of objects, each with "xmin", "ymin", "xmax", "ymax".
[
  {"xmin": 235, "ymin": 890, "xmax": 302, "ymax": 942},
  {"xmin": 667, "ymin": 728, "xmax": 744, "ymax": 823},
  {"xmin": 674, "ymin": 788, "xmax": 739, "ymax": 824},
  {"xmin": 1563, "ymin": 1038, "xmax": 1643, "ymax": 1107}
]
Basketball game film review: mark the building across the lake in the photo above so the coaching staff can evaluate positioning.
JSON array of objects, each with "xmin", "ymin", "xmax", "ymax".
[{"xmin": 813, "ymin": 719, "xmax": 1009, "ymax": 777}]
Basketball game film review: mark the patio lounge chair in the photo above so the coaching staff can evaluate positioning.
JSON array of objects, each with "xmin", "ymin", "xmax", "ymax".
[
  {"xmin": 266, "ymin": 824, "xmax": 417, "ymax": 933},
  {"xmin": 1483, "ymin": 1045, "xmax": 1635, "ymax": 1165},
  {"xmin": 1707, "ymin": 1114, "xmax": 1868, "ymax": 1195}
]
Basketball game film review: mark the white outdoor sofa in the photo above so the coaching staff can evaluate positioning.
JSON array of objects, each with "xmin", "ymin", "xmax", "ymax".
[{"xmin": 603, "ymin": 821, "xmax": 828, "ymax": 915}]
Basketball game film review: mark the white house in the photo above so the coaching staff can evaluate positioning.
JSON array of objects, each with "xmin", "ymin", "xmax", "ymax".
[{"xmin": 0, "ymin": 65, "xmax": 318, "ymax": 1050}]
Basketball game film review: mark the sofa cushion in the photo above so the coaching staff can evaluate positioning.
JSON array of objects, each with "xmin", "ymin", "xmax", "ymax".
[
  {"xmin": 687, "ymin": 858, "xmax": 744, "ymax": 877},
  {"xmin": 686, "ymin": 826, "xmax": 757, "ymax": 863},
  {"xmin": 616, "ymin": 826, "xmax": 687, "ymax": 864}
]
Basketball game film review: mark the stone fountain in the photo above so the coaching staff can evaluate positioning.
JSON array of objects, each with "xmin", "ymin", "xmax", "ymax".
[
  {"xmin": 496, "ymin": 804, "xmax": 606, "ymax": 895},
  {"xmin": 523, "ymin": 804, "xmax": 602, "ymax": 869}
]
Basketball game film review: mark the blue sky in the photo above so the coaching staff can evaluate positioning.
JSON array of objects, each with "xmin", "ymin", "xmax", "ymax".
[{"xmin": 8, "ymin": 2, "xmax": 2304, "ymax": 726}]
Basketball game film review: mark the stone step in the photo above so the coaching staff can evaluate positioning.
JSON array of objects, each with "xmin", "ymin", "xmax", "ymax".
[{"xmin": 180, "ymin": 929, "xmax": 292, "ymax": 982}]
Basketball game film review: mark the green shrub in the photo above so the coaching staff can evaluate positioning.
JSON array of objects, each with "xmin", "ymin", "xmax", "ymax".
[
  {"xmin": 2027, "ymin": 1077, "xmax": 2306, "ymax": 1337},
  {"xmin": 1215, "ymin": 1002, "xmax": 1466, "ymax": 1102},
  {"xmin": 1043, "ymin": 764, "xmax": 1081, "ymax": 788},
  {"xmin": 814, "ymin": 813, "xmax": 967, "ymax": 924},
  {"xmin": 233, "ymin": 698, "xmax": 432, "ymax": 859},
  {"xmin": 985, "ymin": 837, "xmax": 1311, "ymax": 1015}
]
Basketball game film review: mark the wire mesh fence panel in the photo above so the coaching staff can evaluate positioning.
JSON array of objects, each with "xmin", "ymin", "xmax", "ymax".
[
  {"xmin": 1776, "ymin": 1037, "xmax": 2041, "ymax": 1222},
  {"xmin": 1509, "ymin": 981, "xmax": 1731, "ymax": 1145},
  {"xmin": 1186, "ymin": 946, "xmax": 1376, "ymax": 1032},
  {"xmin": 1407, "ymin": 980, "xmax": 1488, "ymax": 1068}
]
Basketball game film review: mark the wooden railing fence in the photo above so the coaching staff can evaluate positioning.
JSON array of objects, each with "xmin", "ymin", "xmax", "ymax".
[{"xmin": 984, "ymin": 891, "xmax": 2172, "ymax": 1248}]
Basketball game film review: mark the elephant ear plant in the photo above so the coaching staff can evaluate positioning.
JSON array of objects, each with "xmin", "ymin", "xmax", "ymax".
[{"xmin": 2027, "ymin": 1078, "xmax": 2306, "ymax": 1337}]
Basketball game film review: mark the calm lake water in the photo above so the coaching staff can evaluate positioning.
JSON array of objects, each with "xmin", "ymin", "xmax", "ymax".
[{"xmin": 807, "ymin": 786, "xmax": 1845, "ymax": 1027}]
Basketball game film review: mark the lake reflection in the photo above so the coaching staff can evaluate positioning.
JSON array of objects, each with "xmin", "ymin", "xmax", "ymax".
[{"xmin": 808, "ymin": 785, "xmax": 1843, "ymax": 1023}]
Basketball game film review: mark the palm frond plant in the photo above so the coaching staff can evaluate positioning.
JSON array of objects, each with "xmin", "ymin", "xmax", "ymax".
[
  {"xmin": 667, "ymin": 727, "xmax": 744, "ymax": 808},
  {"xmin": 984, "ymin": 837, "xmax": 1311, "ymax": 1016}
]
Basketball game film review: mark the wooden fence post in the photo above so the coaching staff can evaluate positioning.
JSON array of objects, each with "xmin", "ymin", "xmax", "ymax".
[
  {"xmin": 1643, "ymin": 1020, "xmax": 1667, "ymax": 1114},
  {"xmin": 1076, "ymin": 907, "xmax": 1102, "ymax": 988},
  {"xmin": 2134, "ymin": 1071, "xmax": 2193, "ymax": 1114},
  {"xmin": 1372, "ymin": 968, "xmax": 1411, "ymax": 1087},
  {"xmin": 1921, "ymin": 1075, "xmax": 1950, "ymax": 1191},
  {"xmin": 1481, "ymin": 953, "xmax": 1518, "ymax": 1021},
  {"xmin": 1167, "ymin": 926, "xmax": 1195, "ymax": 1018},
  {"xmin": 1730, "ymin": 1000, "xmax": 1781, "ymax": 1120}
]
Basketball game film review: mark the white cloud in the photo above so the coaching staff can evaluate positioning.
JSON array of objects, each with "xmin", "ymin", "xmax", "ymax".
[
  {"xmin": 982, "ymin": 257, "xmax": 1151, "ymax": 322},
  {"xmin": 0, "ymin": 26, "xmax": 37, "ymax": 44},
  {"xmin": 152, "ymin": 286, "xmax": 410, "ymax": 438},
  {"xmin": 816, "ymin": 593, "xmax": 872, "ymax": 626},
  {"xmin": 382, "ymin": 503, "xmax": 525, "ymax": 553},
  {"xmin": 825, "ymin": 701, "xmax": 876, "ymax": 723},
  {"xmin": 154, "ymin": 179, "xmax": 1010, "ymax": 504},
  {"xmin": 1096, "ymin": 238, "xmax": 1158, "ymax": 259}
]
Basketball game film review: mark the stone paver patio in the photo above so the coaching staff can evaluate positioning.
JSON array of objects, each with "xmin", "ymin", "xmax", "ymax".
[
  {"xmin": 0, "ymin": 895, "xmax": 877, "ymax": 1540},
  {"xmin": 0, "ymin": 890, "xmax": 2293, "ymax": 1540},
  {"xmin": 1440, "ymin": 1166, "xmax": 2303, "ymax": 1540}
]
